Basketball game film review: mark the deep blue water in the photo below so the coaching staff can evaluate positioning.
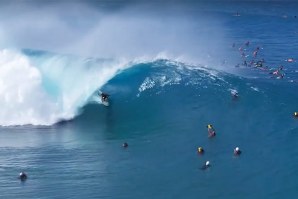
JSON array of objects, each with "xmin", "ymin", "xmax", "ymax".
[{"xmin": 0, "ymin": 1, "xmax": 298, "ymax": 199}]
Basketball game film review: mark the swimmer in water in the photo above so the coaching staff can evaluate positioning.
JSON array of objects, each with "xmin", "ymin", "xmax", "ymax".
[
  {"xmin": 122, "ymin": 142, "xmax": 128, "ymax": 148},
  {"xmin": 245, "ymin": 41, "xmax": 250, "ymax": 47},
  {"xmin": 286, "ymin": 58, "xmax": 294, "ymax": 62},
  {"xmin": 253, "ymin": 47, "xmax": 260, "ymax": 58},
  {"xmin": 19, "ymin": 172, "xmax": 27, "ymax": 181},
  {"xmin": 243, "ymin": 60, "xmax": 247, "ymax": 67},
  {"xmin": 201, "ymin": 161, "xmax": 211, "ymax": 170},
  {"xmin": 253, "ymin": 50, "xmax": 258, "ymax": 58},
  {"xmin": 207, "ymin": 124, "xmax": 216, "ymax": 138},
  {"xmin": 234, "ymin": 147, "xmax": 242, "ymax": 156},
  {"xmin": 231, "ymin": 90, "xmax": 239, "ymax": 99},
  {"xmin": 197, "ymin": 147, "xmax": 204, "ymax": 154},
  {"xmin": 270, "ymin": 66, "xmax": 284, "ymax": 79}
]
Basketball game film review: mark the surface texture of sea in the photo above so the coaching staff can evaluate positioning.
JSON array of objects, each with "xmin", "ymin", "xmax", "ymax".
[{"xmin": 0, "ymin": 1, "xmax": 298, "ymax": 198}]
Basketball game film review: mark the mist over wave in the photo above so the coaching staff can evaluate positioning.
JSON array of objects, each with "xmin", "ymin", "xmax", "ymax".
[
  {"xmin": 0, "ymin": 1, "xmax": 235, "ymax": 64},
  {"xmin": 0, "ymin": 1, "xmax": 244, "ymax": 126}
]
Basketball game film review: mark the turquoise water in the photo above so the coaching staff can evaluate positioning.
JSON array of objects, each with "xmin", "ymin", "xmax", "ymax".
[{"xmin": 0, "ymin": 1, "xmax": 298, "ymax": 198}]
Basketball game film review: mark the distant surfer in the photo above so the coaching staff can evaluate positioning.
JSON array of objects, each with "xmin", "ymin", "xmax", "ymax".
[
  {"xmin": 234, "ymin": 147, "xmax": 242, "ymax": 156},
  {"xmin": 122, "ymin": 142, "xmax": 128, "ymax": 148},
  {"xmin": 234, "ymin": 11, "xmax": 240, "ymax": 17},
  {"xmin": 245, "ymin": 41, "xmax": 250, "ymax": 47},
  {"xmin": 253, "ymin": 50, "xmax": 258, "ymax": 58},
  {"xmin": 241, "ymin": 52, "xmax": 246, "ymax": 58},
  {"xmin": 231, "ymin": 90, "xmax": 239, "ymax": 99},
  {"xmin": 269, "ymin": 66, "xmax": 284, "ymax": 79},
  {"xmin": 255, "ymin": 60, "xmax": 268, "ymax": 71},
  {"xmin": 253, "ymin": 47, "xmax": 260, "ymax": 58},
  {"xmin": 197, "ymin": 147, "xmax": 204, "ymax": 154},
  {"xmin": 294, "ymin": 112, "xmax": 298, "ymax": 118},
  {"xmin": 207, "ymin": 124, "xmax": 216, "ymax": 138},
  {"xmin": 19, "ymin": 172, "xmax": 27, "ymax": 181},
  {"xmin": 286, "ymin": 58, "xmax": 294, "ymax": 62},
  {"xmin": 243, "ymin": 60, "xmax": 247, "ymax": 67},
  {"xmin": 248, "ymin": 60, "xmax": 255, "ymax": 67},
  {"xmin": 255, "ymin": 60, "xmax": 263, "ymax": 68},
  {"xmin": 201, "ymin": 161, "xmax": 211, "ymax": 170}
]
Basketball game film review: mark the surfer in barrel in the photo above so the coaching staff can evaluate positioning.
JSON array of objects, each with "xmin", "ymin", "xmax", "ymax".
[{"xmin": 99, "ymin": 92, "xmax": 109, "ymax": 102}]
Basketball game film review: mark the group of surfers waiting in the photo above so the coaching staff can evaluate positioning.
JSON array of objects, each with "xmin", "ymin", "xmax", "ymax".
[
  {"xmin": 197, "ymin": 124, "xmax": 242, "ymax": 170},
  {"xmin": 233, "ymin": 41, "xmax": 295, "ymax": 79}
]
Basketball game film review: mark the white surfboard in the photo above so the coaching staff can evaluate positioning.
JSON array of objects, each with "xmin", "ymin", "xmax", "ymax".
[
  {"xmin": 98, "ymin": 91, "xmax": 110, "ymax": 106},
  {"xmin": 102, "ymin": 100, "xmax": 109, "ymax": 107}
]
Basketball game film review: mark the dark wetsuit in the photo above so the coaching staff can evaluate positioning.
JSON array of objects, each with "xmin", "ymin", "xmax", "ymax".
[
  {"xmin": 122, "ymin": 142, "xmax": 128, "ymax": 148},
  {"xmin": 19, "ymin": 172, "xmax": 27, "ymax": 181},
  {"xmin": 100, "ymin": 93, "xmax": 109, "ymax": 102}
]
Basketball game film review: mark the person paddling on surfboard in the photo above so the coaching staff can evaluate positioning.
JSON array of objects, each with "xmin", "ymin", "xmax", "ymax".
[
  {"xmin": 207, "ymin": 124, "xmax": 216, "ymax": 138},
  {"xmin": 201, "ymin": 161, "xmax": 211, "ymax": 170},
  {"xmin": 230, "ymin": 89, "xmax": 239, "ymax": 99}
]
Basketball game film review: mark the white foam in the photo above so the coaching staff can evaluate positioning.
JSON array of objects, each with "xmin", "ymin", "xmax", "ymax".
[
  {"xmin": 250, "ymin": 86, "xmax": 259, "ymax": 92},
  {"xmin": 138, "ymin": 77, "xmax": 156, "ymax": 93},
  {"xmin": 0, "ymin": 49, "xmax": 130, "ymax": 126},
  {"xmin": 0, "ymin": 49, "xmax": 60, "ymax": 126}
]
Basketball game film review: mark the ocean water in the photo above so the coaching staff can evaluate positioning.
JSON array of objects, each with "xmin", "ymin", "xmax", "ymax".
[{"xmin": 0, "ymin": 1, "xmax": 298, "ymax": 198}]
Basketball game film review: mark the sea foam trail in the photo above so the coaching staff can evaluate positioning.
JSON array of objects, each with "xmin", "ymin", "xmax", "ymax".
[{"xmin": 0, "ymin": 49, "xmax": 128, "ymax": 126}]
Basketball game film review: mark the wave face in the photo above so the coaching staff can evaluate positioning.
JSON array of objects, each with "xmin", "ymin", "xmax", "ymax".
[
  {"xmin": 76, "ymin": 58, "xmax": 298, "ymax": 140},
  {"xmin": 1, "ymin": 49, "xmax": 298, "ymax": 127}
]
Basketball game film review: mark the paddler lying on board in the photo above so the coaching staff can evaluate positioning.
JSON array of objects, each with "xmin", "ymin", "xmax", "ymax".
[{"xmin": 207, "ymin": 124, "xmax": 216, "ymax": 138}]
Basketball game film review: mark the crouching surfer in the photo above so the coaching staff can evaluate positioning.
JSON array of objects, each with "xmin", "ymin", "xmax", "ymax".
[
  {"xmin": 99, "ymin": 92, "xmax": 109, "ymax": 102},
  {"xmin": 98, "ymin": 92, "xmax": 110, "ymax": 106}
]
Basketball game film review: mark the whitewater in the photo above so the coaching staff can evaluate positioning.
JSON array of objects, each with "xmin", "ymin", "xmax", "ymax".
[{"xmin": 0, "ymin": 48, "xmax": 132, "ymax": 126}]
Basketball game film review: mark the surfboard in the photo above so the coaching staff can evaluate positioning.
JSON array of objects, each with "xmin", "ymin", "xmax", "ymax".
[
  {"xmin": 93, "ymin": 97, "xmax": 109, "ymax": 106},
  {"xmin": 102, "ymin": 100, "xmax": 109, "ymax": 107}
]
